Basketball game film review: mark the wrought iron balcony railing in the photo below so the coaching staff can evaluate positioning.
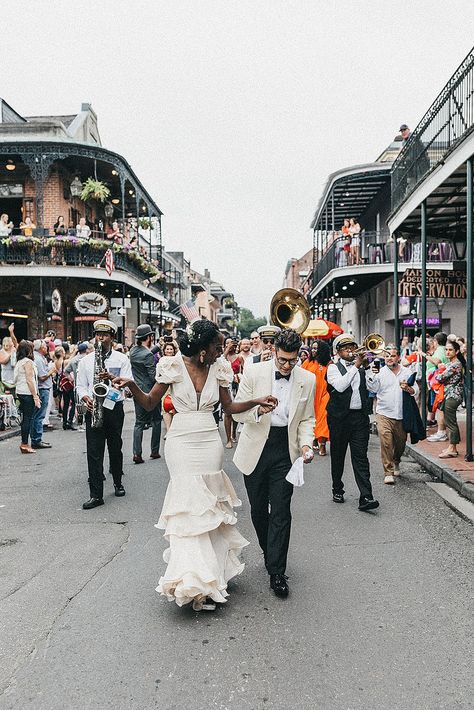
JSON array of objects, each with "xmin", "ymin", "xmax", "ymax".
[
  {"xmin": 0, "ymin": 233, "xmax": 165, "ymax": 292},
  {"xmin": 391, "ymin": 47, "xmax": 474, "ymax": 213},
  {"xmin": 312, "ymin": 230, "xmax": 456, "ymax": 290}
]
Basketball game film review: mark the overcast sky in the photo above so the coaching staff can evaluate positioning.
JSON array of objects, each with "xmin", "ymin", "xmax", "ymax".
[{"xmin": 3, "ymin": 1, "xmax": 474, "ymax": 316}]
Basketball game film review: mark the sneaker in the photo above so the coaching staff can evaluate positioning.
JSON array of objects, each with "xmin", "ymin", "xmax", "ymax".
[
  {"xmin": 427, "ymin": 431, "xmax": 448, "ymax": 442},
  {"xmin": 384, "ymin": 475, "xmax": 395, "ymax": 484}
]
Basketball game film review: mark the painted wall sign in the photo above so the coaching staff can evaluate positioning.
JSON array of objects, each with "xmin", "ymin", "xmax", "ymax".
[
  {"xmin": 74, "ymin": 292, "xmax": 109, "ymax": 315},
  {"xmin": 397, "ymin": 268, "xmax": 467, "ymax": 299}
]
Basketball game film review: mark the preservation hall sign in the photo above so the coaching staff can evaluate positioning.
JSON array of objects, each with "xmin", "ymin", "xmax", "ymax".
[{"xmin": 397, "ymin": 268, "xmax": 467, "ymax": 299}]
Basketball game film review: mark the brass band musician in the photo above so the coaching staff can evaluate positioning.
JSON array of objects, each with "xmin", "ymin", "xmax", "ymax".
[{"xmin": 76, "ymin": 319, "xmax": 132, "ymax": 509}]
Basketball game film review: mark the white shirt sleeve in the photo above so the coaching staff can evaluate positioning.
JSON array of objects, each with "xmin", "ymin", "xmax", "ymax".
[
  {"xmin": 326, "ymin": 362, "xmax": 360, "ymax": 392},
  {"xmin": 76, "ymin": 356, "xmax": 90, "ymax": 401},
  {"xmin": 365, "ymin": 371, "xmax": 380, "ymax": 393}
]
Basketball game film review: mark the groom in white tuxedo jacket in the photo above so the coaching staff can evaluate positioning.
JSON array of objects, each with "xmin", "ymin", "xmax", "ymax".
[{"xmin": 233, "ymin": 329, "xmax": 315, "ymax": 598}]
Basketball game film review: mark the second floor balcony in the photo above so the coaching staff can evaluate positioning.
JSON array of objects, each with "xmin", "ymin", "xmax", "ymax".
[{"xmin": 311, "ymin": 229, "xmax": 458, "ymax": 299}]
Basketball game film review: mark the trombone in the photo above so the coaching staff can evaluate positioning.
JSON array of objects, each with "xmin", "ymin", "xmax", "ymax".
[{"xmin": 354, "ymin": 333, "xmax": 390, "ymax": 357}]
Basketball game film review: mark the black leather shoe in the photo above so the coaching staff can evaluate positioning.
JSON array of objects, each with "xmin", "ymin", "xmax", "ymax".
[
  {"xmin": 31, "ymin": 442, "xmax": 52, "ymax": 449},
  {"xmin": 270, "ymin": 574, "xmax": 289, "ymax": 598},
  {"xmin": 133, "ymin": 455, "xmax": 145, "ymax": 464},
  {"xmin": 358, "ymin": 496, "xmax": 380, "ymax": 512},
  {"xmin": 332, "ymin": 492, "xmax": 344, "ymax": 503},
  {"xmin": 114, "ymin": 485, "xmax": 126, "ymax": 497},
  {"xmin": 83, "ymin": 497, "xmax": 104, "ymax": 510}
]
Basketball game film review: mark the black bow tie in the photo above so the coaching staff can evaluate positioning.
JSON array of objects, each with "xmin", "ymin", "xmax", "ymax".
[{"xmin": 275, "ymin": 371, "xmax": 290, "ymax": 381}]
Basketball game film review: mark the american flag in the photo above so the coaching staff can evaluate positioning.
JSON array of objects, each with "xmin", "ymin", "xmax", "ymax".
[
  {"xmin": 180, "ymin": 299, "xmax": 200, "ymax": 323},
  {"xmin": 105, "ymin": 249, "xmax": 115, "ymax": 276}
]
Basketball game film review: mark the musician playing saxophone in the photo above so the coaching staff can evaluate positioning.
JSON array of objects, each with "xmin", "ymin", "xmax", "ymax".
[{"xmin": 76, "ymin": 319, "xmax": 132, "ymax": 510}]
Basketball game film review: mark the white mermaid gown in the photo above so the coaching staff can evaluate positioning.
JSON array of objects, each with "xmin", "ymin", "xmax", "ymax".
[{"xmin": 154, "ymin": 353, "xmax": 249, "ymax": 608}]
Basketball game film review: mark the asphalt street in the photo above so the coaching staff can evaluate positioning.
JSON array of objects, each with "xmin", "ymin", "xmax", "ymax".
[{"xmin": 1, "ymin": 404, "xmax": 473, "ymax": 710}]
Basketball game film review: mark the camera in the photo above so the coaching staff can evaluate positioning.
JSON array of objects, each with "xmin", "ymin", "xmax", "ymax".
[{"xmin": 163, "ymin": 335, "xmax": 173, "ymax": 343}]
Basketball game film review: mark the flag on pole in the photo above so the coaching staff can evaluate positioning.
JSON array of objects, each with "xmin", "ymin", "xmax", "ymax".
[
  {"xmin": 105, "ymin": 248, "xmax": 115, "ymax": 276},
  {"xmin": 180, "ymin": 298, "xmax": 200, "ymax": 323}
]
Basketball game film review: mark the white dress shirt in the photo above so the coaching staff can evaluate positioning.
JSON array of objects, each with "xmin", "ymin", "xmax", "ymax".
[
  {"xmin": 254, "ymin": 360, "xmax": 292, "ymax": 426},
  {"xmin": 326, "ymin": 358, "xmax": 362, "ymax": 410},
  {"xmin": 76, "ymin": 349, "xmax": 132, "ymax": 401},
  {"xmin": 366, "ymin": 364, "xmax": 418, "ymax": 420}
]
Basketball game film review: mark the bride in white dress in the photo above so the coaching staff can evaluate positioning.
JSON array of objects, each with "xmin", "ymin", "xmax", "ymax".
[{"xmin": 114, "ymin": 320, "xmax": 276, "ymax": 610}]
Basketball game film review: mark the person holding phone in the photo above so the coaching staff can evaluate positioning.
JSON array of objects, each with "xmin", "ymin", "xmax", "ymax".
[{"xmin": 366, "ymin": 346, "xmax": 417, "ymax": 484}]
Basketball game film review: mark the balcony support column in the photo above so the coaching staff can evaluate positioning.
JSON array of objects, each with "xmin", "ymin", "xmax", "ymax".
[
  {"xmin": 420, "ymin": 201, "xmax": 427, "ymax": 425},
  {"xmin": 465, "ymin": 158, "xmax": 473, "ymax": 460},
  {"xmin": 393, "ymin": 231, "xmax": 400, "ymax": 345}
]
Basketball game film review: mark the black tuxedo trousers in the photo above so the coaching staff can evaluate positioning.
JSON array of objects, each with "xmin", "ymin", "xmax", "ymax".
[
  {"xmin": 327, "ymin": 410, "xmax": 373, "ymax": 500},
  {"xmin": 244, "ymin": 426, "xmax": 293, "ymax": 575}
]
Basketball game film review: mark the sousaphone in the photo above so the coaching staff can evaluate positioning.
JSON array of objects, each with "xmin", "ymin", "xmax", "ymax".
[{"xmin": 270, "ymin": 288, "xmax": 311, "ymax": 335}]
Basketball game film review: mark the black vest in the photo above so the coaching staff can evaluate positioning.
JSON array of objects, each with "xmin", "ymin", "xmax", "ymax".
[{"xmin": 326, "ymin": 360, "xmax": 370, "ymax": 419}]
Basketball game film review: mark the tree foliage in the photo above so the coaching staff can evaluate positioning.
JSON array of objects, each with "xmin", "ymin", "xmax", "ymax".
[{"xmin": 239, "ymin": 308, "xmax": 267, "ymax": 338}]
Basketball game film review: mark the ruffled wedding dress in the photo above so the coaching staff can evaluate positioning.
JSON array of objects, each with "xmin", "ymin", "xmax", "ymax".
[{"xmin": 154, "ymin": 353, "xmax": 249, "ymax": 609}]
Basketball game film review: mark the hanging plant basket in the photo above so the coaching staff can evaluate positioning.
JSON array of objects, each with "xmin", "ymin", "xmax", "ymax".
[
  {"xmin": 139, "ymin": 218, "xmax": 152, "ymax": 230},
  {"xmin": 80, "ymin": 178, "xmax": 111, "ymax": 203}
]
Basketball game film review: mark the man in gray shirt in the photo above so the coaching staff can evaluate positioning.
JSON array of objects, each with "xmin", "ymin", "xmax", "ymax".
[
  {"xmin": 32, "ymin": 340, "xmax": 55, "ymax": 449},
  {"xmin": 129, "ymin": 324, "xmax": 162, "ymax": 463}
]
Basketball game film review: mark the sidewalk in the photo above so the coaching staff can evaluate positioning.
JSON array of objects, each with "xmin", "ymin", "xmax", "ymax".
[
  {"xmin": 405, "ymin": 412, "xmax": 474, "ymax": 504},
  {"xmin": 0, "ymin": 426, "xmax": 20, "ymax": 443}
]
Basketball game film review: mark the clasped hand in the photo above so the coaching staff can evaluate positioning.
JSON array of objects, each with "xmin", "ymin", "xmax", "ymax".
[{"xmin": 256, "ymin": 395, "xmax": 278, "ymax": 415}]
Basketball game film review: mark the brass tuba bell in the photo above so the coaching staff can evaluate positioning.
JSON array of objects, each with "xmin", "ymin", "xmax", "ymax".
[{"xmin": 270, "ymin": 288, "xmax": 311, "ymax": 335}]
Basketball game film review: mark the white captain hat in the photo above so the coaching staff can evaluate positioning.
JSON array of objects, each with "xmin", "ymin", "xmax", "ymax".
[
  {"xmin": 332, "ymin": 333, "xmax": 357, "ymax": 354},
  {"xmin": 93, "ymin": 319, "xmax": 117, "ymax": 335}
]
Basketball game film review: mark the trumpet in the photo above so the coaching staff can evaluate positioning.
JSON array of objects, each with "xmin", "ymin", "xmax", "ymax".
[{"xmin": 353, "ymin": 333, "xmax": 390, "ymax": 356}]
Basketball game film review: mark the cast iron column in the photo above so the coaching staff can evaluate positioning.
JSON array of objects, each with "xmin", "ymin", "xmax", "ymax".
[
  {"xmin": 421, "ymin": 201, "xmax": 427, "ymax": 425},
  {"xmin": 466, "ymin": 158, "xmax": 473, "ymax": 460},
  {"xmin": 393, "ymin": 231, "xmax": 400, "ymax": 345}
]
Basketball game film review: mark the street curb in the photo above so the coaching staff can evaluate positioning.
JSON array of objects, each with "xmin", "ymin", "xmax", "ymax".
[
  {"xmin": 0, "ymin": 427, "xmax": 20, "ymax": 443},
  {"xmin": 406, "ymin": 442, "xmax": 474, "ymax": 504}
]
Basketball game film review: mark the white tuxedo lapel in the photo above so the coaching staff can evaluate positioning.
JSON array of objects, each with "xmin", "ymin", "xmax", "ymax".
[{"xmin": 289, "ymin": 369, "xmax": 304, "ymax": 424}]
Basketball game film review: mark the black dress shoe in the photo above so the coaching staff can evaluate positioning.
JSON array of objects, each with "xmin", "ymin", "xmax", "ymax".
[
  {"xmin": 83, "ymin": 497, "xmax": 104, "ymax": 510},
  {"xmin": 133, "ymin": 455, "xmax": 145, "ymax": 464},
  {"xmin": 358, "ymin": 496, "xmax": 380, "ymax": 512},
  {"xmin": 332, "ymin": 492, "xmax": 344, "ymax": 503},
  {"xmin": 270, "ymin": 574, "xmax": 289, "ymax": 598},
  {"xmin": 114, "ymin": 485, "xmax": 126, "ymax": 497},
  {"xmin": 31, "ymin": 442, "xmax": 52, "ymax": 449}
]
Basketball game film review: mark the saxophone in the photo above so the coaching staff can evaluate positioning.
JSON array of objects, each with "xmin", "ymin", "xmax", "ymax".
[{"xmin": 91, "ymin": 340, "xmax": 109, "ymax": 429}]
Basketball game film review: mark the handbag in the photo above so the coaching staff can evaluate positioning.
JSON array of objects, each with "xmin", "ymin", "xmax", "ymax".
[{"xmin": 60, "ymin": 373, "xmax": 74, "ymax": 392}]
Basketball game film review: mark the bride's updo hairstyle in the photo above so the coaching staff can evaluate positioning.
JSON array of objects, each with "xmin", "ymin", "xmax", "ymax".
[{"xmin": 179, "ymin": 319, "xmax": 220, "ymax": 357}]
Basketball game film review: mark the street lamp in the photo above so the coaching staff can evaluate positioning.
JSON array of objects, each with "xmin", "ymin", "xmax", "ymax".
[
  {"xmin": 70, "ymin": 176, "xmax": 83, "ymax": 198},
  {"xmin": 434, "ymin": 297, "xmax": 446, "ymax": 329}
]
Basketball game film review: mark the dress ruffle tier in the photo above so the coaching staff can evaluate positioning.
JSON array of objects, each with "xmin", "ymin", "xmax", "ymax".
[{"xmin": 155, "ymin": 469, "xmax": 249, "ymax": 608}]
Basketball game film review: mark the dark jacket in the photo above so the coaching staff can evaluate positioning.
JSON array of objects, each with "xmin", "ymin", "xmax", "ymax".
[
  {"xmin": 129, "ymin": 345, "xmax": 156, "ymax": 393},
  {"xmin": 402, "ymin": 372, "xmax": 426, "ymax": 444}
]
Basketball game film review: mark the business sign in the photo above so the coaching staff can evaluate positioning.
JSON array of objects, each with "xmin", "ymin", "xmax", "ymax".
[
  {"xmin": 402, "ymin": 318, "xmax": 440, "ymax": 327},
  {"xmin": 74, "ymin": 315, "xmax": 99, "ymax": 322},
  {"xmin": 74, "ymin": 292, "xmax": 109, "ymax": 315},
  {"xmin": 398, "ymin": 268, "xmax": 467, "ymax": 299},
  {"xmin": 51, "ymin": 289, "xmax": 62, "ymax": 314}
]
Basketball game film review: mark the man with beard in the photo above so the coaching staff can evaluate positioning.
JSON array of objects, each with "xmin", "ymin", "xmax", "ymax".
[
  {"xmin": 238, "ymin": 338, "xmax": 253, "ymax": 368},
  {"xmin": 366, "ymin": 346, "xmax": 417, "ymax": 484},
  {"xmin": 326, "ymin": 334, "xmax": 379, "ymax": 512}
]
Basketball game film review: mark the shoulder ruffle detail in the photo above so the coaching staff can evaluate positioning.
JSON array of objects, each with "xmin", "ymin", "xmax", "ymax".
[
  {"xmin": 155, "ymin": 355, "xmax": 183, "ymax": 384},
  {"xmin": 214, "ymin": 358, "xmax": 233, "ymax": 387}
]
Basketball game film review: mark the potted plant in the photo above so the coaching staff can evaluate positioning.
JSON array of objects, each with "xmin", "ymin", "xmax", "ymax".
[
  {"xmin": 80, "ymin": 178, "xmax": 111, "ymax": 203},
  {"xmin": 139, "ymin": 217, "xmax": 152, "ymax": 230}
]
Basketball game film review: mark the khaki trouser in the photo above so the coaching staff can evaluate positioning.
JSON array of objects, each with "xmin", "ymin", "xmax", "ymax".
[{"xmin": 376, "ymin": 414, "xmax": 407, "ymax": 476}]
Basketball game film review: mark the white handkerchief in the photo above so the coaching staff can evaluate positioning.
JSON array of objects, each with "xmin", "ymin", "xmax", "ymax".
[{"xmin": 286, "ymin": 457, "xmax": 304, "ymax": 486}]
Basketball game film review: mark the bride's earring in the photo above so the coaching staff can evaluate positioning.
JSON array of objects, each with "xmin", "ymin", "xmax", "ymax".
[{"xmin": 200, "ymin": 352, "xmax": 205, "ymax": 364}]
